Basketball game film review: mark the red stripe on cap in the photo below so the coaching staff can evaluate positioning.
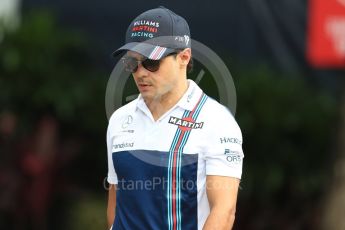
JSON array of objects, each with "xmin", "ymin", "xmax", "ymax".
[{"xmin": 151, "ymin": 46, "xmax": 164, "ymax": 60}]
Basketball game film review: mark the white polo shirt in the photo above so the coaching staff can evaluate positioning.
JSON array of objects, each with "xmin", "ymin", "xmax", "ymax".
[{"xmin": 107, "ymin": 80, "xmax": 244, "ymax": 230}]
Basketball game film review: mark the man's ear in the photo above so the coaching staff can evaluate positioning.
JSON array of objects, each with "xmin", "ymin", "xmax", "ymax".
[{"xmin": 178, "ymin": 48, "xmax": 192, "ymax": 68}]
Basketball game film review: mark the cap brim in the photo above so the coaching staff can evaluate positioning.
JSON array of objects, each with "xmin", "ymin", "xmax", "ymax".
[{"xmin": 112, "ymin": 42, "xmax": 175, "ymax": 60}]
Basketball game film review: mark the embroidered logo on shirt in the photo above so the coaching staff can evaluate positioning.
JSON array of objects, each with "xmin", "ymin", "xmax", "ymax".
[
  {"xmin": 112, "ymin": 142, "xmax": 134, "ymax": 150},
  {"xmin": 224, "ymin": 149, "xmax": 242, "ymax": 164},
  {"xmin": 220, "ymin": 137, "xmax": 242, "ymax": 145},
  {"xmin": 122, "ymin": 115, "xmax": 133, "ymax": 129},
  {"xmin": 168, "ymin": 116, "xmax": 204, "ymax": 131}
]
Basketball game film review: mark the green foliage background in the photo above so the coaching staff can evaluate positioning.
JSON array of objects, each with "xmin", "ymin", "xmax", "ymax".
[{"xmin": 0, "ymin": 10, "xmax": 339, "ymax": 230}]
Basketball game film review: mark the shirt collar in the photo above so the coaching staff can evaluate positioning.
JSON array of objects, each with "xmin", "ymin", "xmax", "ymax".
[
  {"xmin": 176, "ymin": 79, "xmax": 203, "ymax": 111},
  {"xmin": 136, "ymin": 79, "xmax": 203, "ymax": 113}
]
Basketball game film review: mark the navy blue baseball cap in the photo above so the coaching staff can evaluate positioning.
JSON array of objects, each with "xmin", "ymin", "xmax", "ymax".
[{"xmin": 112, "ymin": 6, "xmax": 191, "ymax": 60}]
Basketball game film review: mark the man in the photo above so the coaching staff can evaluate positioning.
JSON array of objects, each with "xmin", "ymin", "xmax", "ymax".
[{"xmin": 106, "ymin": 6, "xmax": 244, "ymax": 230}]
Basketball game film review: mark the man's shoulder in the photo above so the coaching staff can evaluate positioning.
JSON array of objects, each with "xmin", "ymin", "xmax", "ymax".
[
  {"xmin": 200, "ymin": 96, "xmax": 243, "ymax": 140},
  {"xmin": 108, "ymin": 98, "xmax": 138, "ymax": 124},
  {"xmin": 203, "ymin": 96, "xmax": 235, "ymax": 120}
]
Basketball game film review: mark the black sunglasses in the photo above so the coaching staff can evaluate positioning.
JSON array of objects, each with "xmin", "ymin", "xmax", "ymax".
[{"xmin": 121, "ymin": 52, "xmax": 177, "ymax": 73}]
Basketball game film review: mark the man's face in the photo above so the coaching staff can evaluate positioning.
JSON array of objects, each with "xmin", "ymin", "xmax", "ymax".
[{"xmin": 127, "ymin": 51, "xmax": 180, "ymax": 103}]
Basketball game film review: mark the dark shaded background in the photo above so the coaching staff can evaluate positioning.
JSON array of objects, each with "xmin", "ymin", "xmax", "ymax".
[{"xmin": 1, "ymin": 0, "xmax": 344, "ymax": 229}]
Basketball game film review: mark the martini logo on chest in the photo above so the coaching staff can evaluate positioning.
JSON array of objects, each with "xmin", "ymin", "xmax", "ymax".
[{"xmin": 168, "ymin": 116, "xmax": 204, "ymax": 131}]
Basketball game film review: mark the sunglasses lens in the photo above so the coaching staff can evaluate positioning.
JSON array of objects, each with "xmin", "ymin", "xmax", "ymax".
[
  {"xmin": 142, "ymin": 59, "xmax": 160, "ymax": 72},
  {"xmin": 122, "ymin": 57, "xmax": 138, "ymax": 73},
  {"xmin": 122, "ymin": 56, "xmax": 162, "ymax": 73}
]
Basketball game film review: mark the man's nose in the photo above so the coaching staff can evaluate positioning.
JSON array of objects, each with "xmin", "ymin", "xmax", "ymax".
[{"xmin": 134, "ymin": 62, "xmax": 149, "ymax": 76}]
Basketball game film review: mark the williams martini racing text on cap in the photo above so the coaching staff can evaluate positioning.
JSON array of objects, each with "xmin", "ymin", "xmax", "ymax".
[{"xmin": 112, "ymin": 6, "xmax": 191, "ymax": 60}]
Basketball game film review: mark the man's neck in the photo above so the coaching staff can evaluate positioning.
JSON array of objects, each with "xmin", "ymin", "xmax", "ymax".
[{"xmin": 145, "ymin": 80, "xmax": 189, "ymax": 121}]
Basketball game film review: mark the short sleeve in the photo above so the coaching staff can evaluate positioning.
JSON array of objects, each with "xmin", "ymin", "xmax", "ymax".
[
  {"xmin": 203, "ymin": 106, "xmax": 244, "ymax": 179},
  {"xmin": 106, "ymin": 123, "xmax": 118, "ymax": 184}
]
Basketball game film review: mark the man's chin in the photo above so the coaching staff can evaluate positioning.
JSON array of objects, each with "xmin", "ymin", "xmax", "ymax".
[
  {"xmin": 140, "ymin": 92, "xmax": 154, "ymax": 101},
  {"xmin": 140, "ymin": 92, "xmax": 164, "ymax": 103}
]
